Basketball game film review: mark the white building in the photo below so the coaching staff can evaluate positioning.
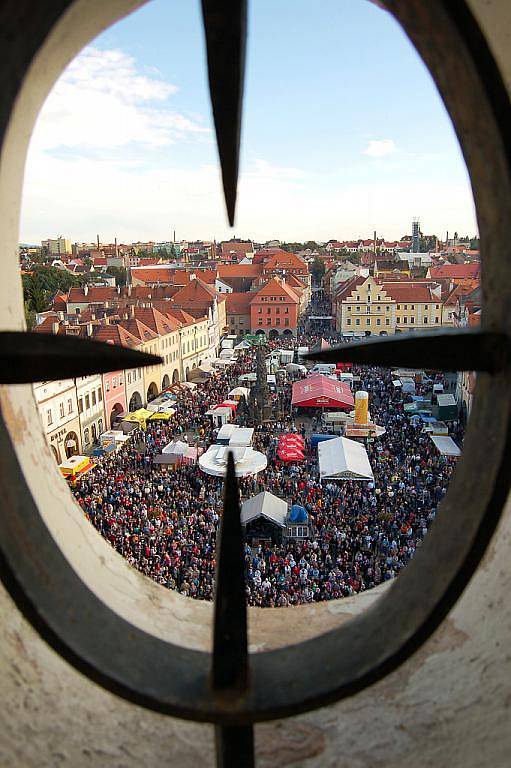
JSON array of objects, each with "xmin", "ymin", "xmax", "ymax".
[{"xmin": 33, "ymin": 379, "xmax": 81, "ymax": 463}]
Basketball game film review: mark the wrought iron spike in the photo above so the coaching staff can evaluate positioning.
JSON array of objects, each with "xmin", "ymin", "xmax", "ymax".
[
  {"xmin": 0, "ymin": 331, "xmax": 162, "ymax": 384},
  {"xmin": 212, "ymin": 451, "xmax": 248, "ymax": 690},
  {"xmin": 215, "ymin": 724, "xmax": 254, "ymax": 768},
  {"xmin": 201, "ymin": 0, "xmax": 247, "ymax": 226},
  {"xmin": 305, "ymin": 329, "xmax": 509, "ymax": 373}
]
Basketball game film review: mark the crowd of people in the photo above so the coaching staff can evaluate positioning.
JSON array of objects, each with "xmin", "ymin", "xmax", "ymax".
[{"xmin": 73, "ymin": 316, "xmax": 463, "ymax": 608}]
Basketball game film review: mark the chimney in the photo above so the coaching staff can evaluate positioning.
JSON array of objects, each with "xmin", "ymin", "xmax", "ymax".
[
  {"xmin": 127, "ymin": 284, "xmax": 132, "ymax": 297},
  {"xmin": 130, "ymin": 304, "xmax": 135, "ymax": 318},
  {"xmin": 97, "ymin": 234, "xmax": 100, "ymax": 250},
  {"xmin": 115, "ymin": 237, "xmax": 118, "ymax": 259},
  {"xmin": 86, "ymin": 322, "xmax": 93, "ymax": 337},
  {"xmin": 52, "ymin": 321, "xmax": 59, "ymax": 335},
  {"xmin": 104, "ymin": 316, "xmax": 110, "ymax": 326},
  {"xmin": 83, "ymin": 284, "xmax": 88, "ymax": 296}
]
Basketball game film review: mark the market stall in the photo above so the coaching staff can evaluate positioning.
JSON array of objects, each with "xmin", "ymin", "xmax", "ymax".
[
  {"xmin": 318, "ymin": 436, "xmax": 374, "ymax": 481},
  {"xmin": 291, "ymin": 374, "xmax": 354, "ymax": 410}
]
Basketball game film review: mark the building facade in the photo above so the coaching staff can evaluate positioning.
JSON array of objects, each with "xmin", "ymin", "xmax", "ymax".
[
  {"xmin": 33, "ymin": 379, "xmax": 81, "ymax": 463},
  {"xmin": 75, "ymin": 374, "xmax": 106, "ymax": 452}
]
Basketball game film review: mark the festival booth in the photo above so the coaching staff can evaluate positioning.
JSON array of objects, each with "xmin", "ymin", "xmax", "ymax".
[
  {"xmin": 318, "ymin": 436, "xmax": 374, "ymax": 481},
  {"xmin": 238, "ymin": 372, "xmax": 257, "ymax": 384},
  {"xmin": 59, "ymin": 455, "xmax": 95, "ymax": 486},
  {"xmin": 291, "ymin": 375, "xmax": 354, "ymax": 411},
  {"xmin": 154, "ymin": 439, "xmax": 201, "ymax": 466},
  {"xmin": 122, "ymin": 408, "xmax": 154, "ymax": 429},
  {"xmin": 228, "ymin": 386, "xmax": 250, "ymax": 401},
  {"xmin": 287, "ymin": 504, "xmax": 310, "ymax": 540},
  {"xmin": 434, "ymin": 393, "xmax": 458, "ymax": 421},
  {"xmin": 187, "ymin": 362, "xmax": 215, "ymax": 383},
  {"xmin": 429, "ymin": 435, "xmax": 462, "ymax": 457},
  {"xmin": 216, "ymin": 424, "xmax": 254, "ymax": 447},
  {"xmin": 241, "ymin": 491, "xmax": 287, "ymax": 545},
  {"xmin": 199, "ymin": 445, "xmax": 267, "ymax": 478},
  {"xmin": 205, "ymin": 404, "xmax": 234, "ymax": 429},
  {"xmin": 234, "ymin": 340, "xmax": 251, "ymax": 351}
]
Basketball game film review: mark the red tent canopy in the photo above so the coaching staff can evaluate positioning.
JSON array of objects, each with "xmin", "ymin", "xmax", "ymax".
[
  {"xmin": 291, "ymin": 374, "xmax": 354, "ymax": 410},
  {"xmin": 279, "ymin": 433, "xmax": 305, "ymax": 448},
  {"xmin": 277, "ymin": 447, "xmax": 305, "ymax": 462}
]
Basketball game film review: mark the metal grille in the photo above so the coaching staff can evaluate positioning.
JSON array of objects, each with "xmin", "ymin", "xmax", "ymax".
[{"xmin": 0, "ymin": 1, "xmax": 510, "ymax": 766}]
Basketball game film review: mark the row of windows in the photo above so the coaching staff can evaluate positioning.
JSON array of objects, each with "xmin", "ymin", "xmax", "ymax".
[
  {"xmin": 346, "ymin": 319, "xmax": 391, "ymax": 327},
  {"xmin": 257, "ymin": 318, "xmax": 290, "ymax": 326},
  {"xmin": 127, "ymin": 368, "xmax": 143, "ymax": 385},
  {"xmin": 78, "ymin": 387, "xmax": 102, "ymax": 414},
  {"xmin": 105, "ymin": 375, "xmax": 123, "ymax": 393},
  {"xmin": 257, "ymin": 307, "xmax": 290, "ymax": 314},
  {"xmin": 345, "ymin": 317, "xmax": 441, "ymax": 327},
  {"xmin": 260, "ymin": 296, "xmax": 286, "ymax": 302},
  {"xmin": 47, "ymin": 397, "xmax": 74, "ymax": 426},
  {"xmin": 348, "ymin": 302, "xmax": 441, "ymax": 311}
]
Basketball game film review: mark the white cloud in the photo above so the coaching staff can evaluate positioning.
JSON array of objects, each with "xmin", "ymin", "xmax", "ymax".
[
  {"xmin": 363, "ymin": 139, "xmax": 396, "ymax": 158},
  {"xmin": 30, "ymin": 46, "xmax": 209, "ymax": 153}
]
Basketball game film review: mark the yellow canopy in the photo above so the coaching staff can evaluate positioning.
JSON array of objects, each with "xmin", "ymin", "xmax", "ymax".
[
  {"xmin": 148, "ymin": 411, "xmax": 174, "ymax": 421},
  {"xmin": 122, "ymin": 408, "xmax": 153, "ymax": 428}
]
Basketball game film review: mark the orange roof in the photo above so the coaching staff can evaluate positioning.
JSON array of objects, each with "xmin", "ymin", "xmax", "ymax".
[
  {"xmin": 217, "ymin": 264, "xmax": 263, "ymax": 278},
  {"xmin": 171, "ymin": 278, "xmax": 218, "ymax": 304},
  {"xmin": 429, "ymin": 263, "xmax": 480, "ymax": 280},
  {"xmin": 383, "ymin": 283, "xmax": 437, "ymax": 303},
  {"xmin": 131, "ymin": 267, "xmax": 176, "ymax": 284},
  {"xmin": 119, "ymin": 318, "xmax": 158, "ymax": 343},
  {"xmin": 132, "ymin": 307, "xmax": 180, "ymax": 335},
  {"xmin": 67, "ymin": 286, "xmax": 117, "ymax": 304},
  {"xmin": 165, "ymin": 307, "xmax": 197, "ymax": 326},
  {"xmin": 92, "ymin": 324, "xmax": 140, "ymax": 348},
  {"xmin": 250, "ymin": 277, "xmax": 300, "ymax": 304},
  {"xmin": 224, "ymin": 292, "xmax": 253, "ymax": 313}
]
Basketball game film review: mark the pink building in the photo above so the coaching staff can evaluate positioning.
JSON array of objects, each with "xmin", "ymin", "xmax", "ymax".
[{"xmin": 102, "ymin": 369, "xmax": 127, "ymax": 428}]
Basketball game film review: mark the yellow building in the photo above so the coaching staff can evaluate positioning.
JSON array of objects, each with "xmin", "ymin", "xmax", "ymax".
[{"xmin": 336, "ymin": 276, "xmax": 445, "ymax": 335}]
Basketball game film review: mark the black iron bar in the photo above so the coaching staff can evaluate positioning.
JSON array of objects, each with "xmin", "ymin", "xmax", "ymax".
[
  {"xmin": 215, "ymin": 724, "xmax": 254, "ymax": 768},
  {"xmin": 0, "ymin": 331, "xmax": 162, "ymax": 384},
  {"xmin": 212, "ymin": 452, "xmax": 254, "ymax": 767},
  {"xmin": 201, "ymin": 0, "xmax": 247, "ymax": 226},
  {"xmin": 305, "ymin": 329, "xmax": 509, "ymax": 372}
]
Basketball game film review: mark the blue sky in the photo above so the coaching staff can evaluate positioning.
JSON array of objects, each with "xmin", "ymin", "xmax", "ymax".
[{"xmin": 20, "ymin": 0, "xmax": 477, "ymax": 244}]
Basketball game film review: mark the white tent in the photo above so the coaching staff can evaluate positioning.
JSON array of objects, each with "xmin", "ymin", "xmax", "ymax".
[
  {"xmin": 162, "ymin": 439, "xmax": 188, "ymax": 456},
  {"xmin": 241, "ymin": 491, "xmax": 287, "ymax": 528},
  {"xmin": 199, "ymin": 444, "xmax": 267, "ymax": 477},
  {"xmin": 229, "ymin": 427, "xmax": 254, "ymax": 447},
  {"xmin": 318, "ymin": 436, "xmax": 374, "ymax": 481},
  {"xmin": 429, "ymin": 435, "xmax": 461, "ymax": 456},
  {"xmin": 228, "ymin": 386, "xmax": 250, "ymax": 399}
]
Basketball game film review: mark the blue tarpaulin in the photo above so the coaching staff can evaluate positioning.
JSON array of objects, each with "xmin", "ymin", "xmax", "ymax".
[{"xmin": 289, "ymin": 505, "xmax": 308, "ymax": 523}]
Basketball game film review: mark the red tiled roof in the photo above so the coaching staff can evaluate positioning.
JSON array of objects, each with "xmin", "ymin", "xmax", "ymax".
[
  {"xmin": 131, "ymin": 267, "xmax": 176, "ymax": 283},
  {"xmin": 383, "ymin": 283, "xmax": 436, "ymax": 303},
  {"xmin": 224, "ymin": 292, "xmax": 253, "ymax": 313},
  {"xmin": 131, "ymin": 307, "xmax": 180, "ymax": 336},
  {"xmin": 165, "ymin": 308, "xmax": 197, "ymax": 326},
  {"xmin": 217, "ymin": 264, "xmax": 263, "ymax": 278},
  {"xmin": 250, "ymin": 277, "xmax": 300, "ymax": 304},
  {"xmin": 119, "ymin": 318, "xmax": 158, "ymax": 343},
  {"xmin": 92, "ymin": 324, "xmax": 140, "ymax": 348},
  {"xmin": 428, "ymin": 263, "xmax": 481, "ymax": 280},
  {"xmin": 67, "ymin": 286, "xmax": 117, "ymax": 304}
]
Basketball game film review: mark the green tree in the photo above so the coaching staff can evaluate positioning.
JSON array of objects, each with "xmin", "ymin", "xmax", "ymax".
[{"xmin": 105, "ymin": 266, "xmax": 127, "ymax": 287}]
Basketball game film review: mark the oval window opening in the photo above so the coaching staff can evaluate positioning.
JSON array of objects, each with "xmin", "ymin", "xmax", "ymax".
[{"xmin": 20, "ymin": 0, "xmax": 478, "ymax": 614}]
